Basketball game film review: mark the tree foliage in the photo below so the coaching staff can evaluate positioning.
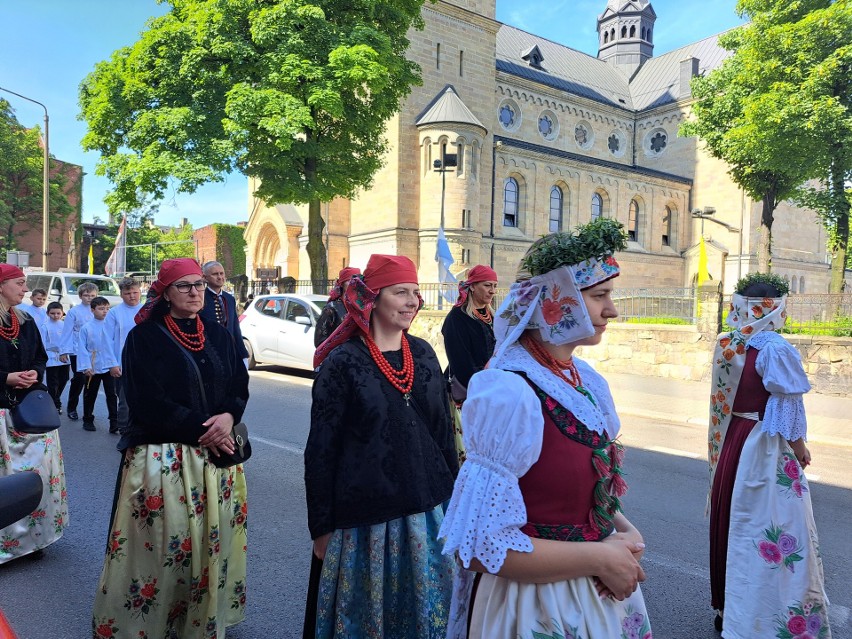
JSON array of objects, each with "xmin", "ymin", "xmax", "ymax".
[
  {"xmin": 79, "ymin": 0, "xmax": 426, "ymax": 289},
  {"xmin": 681, "ymin": 0, "xmax": 852, "ymax": 286},
  {"xmin": 0, "ymin": 99, "xmax": 74, "ymax": 262}
]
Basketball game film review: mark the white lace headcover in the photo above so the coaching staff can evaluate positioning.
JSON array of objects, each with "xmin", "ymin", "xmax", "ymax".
[{"xmin": 492, "ymin": 266, "xmax": 594, "ymax": 366}]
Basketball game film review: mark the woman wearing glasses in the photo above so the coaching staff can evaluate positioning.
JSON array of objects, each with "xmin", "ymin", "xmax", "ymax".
[{"xmin": 92, "ymin": 258, "xmax": 250, "ymax": 639}]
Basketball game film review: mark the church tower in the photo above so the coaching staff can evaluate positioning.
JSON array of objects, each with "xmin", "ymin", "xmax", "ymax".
[{"xmin": 597, "ymin": 0, "xmax": 656, "ymax": 77}]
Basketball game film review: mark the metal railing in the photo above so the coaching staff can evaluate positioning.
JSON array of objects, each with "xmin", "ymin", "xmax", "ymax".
[{"xmin": 612, "ymin": 287, "xmax": 697, "ymax": 323}]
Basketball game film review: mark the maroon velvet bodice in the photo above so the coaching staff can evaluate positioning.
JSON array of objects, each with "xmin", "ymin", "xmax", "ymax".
[
  {"xmin": 731, "ymin": 347, "xmax": 771, "ymax": 415},
  {"xmin": 516, "ymin": 384, "xmax": 625, "ymax": 543},
  {"xmin": 518, "ymin": 410, "xmax": 598, "ymax": 539}
]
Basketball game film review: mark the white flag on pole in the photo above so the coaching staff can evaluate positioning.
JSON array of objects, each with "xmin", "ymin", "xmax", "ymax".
[
  {"xmin": 435, "ymin": 226, "xmax": 458, "ymax": 304},
  {"xmin": 105, "ymin": 215, "xmax": 127, "ymax": 276}
]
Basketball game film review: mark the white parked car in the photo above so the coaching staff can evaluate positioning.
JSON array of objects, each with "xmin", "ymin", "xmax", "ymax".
[
  {"xmin": 24, "ymin": 271, "xmax": 122, "ymax": 312},
  {"xmin": 238, "ymin": 293, "xmax": 328, "ymax": 372}
]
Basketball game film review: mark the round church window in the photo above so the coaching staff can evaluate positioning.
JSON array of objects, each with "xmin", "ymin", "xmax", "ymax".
[
  {"xmin": 538, "ymin": 110, "xmax": 558, "ymax": 141},
  {"xmin": 498, "ymin": 99, "xmax": 521, "ymax": 132}
]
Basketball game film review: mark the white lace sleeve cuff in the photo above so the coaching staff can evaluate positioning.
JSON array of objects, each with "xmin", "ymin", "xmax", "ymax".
[
  {"xmin": 761, "ymin": 393, "xmax": 808, "ymax": 441},
  {"xmin": 439, "ymin": 455, "xmax": 534, "ymax": 573},
  {"xmin": 438, "ymin": 368, "xmax": 544, "ymax": 574}
]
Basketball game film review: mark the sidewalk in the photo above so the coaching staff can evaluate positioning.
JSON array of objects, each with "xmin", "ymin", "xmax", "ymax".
[{"xmin": 607, "ymin": 371, "xmax": 851, "ymax": 448}]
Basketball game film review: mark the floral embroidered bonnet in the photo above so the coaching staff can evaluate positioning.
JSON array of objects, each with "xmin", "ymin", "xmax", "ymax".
[{"xmin": 492, "ymin": 219, "xmax": 626, "ymax": 365}]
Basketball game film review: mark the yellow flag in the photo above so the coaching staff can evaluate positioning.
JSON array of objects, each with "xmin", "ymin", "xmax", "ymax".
[
  {"xmin": 697, "ymin": 235, "xmax": 709, "ymax": 287},
  {"xmin": 88, "ymin": 244, "xmax": 94, "ymax": 274}
]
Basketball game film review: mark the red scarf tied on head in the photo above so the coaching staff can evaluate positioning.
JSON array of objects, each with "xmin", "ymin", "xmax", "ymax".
[
  {"xmin": 313, "ymin": 254, "xmax": 421, "ymax": 368},
  {"xmin": 455, "ymin": 264, "xmax": 498, "ymax": 308},
  {"xmin": 0, "ymin": 264, "xmax": 25, "ymax": 283},
  {"xmin": 135, "ymin": 258, "xmax": 204, "ymax": 324},
  {"xmin": 328, "ymin": 266, "xmax": 362, "ymax": 302}
]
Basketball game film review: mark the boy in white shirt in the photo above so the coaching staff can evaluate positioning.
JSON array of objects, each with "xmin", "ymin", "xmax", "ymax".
[
  {"xmin": 43, "ymin": 301, "xmax": 70, "ymax": 413},
  {"xmin": 77, "ymin": 296, "xmax": 119, "ymax": 432},
  {"xmin": 59, "ymin": 281, "xmax": 98, "ymax": 421},
  {"xmin": 22, "ymin": 287, "xmax": 48, "ymax": 330},
  {"xmin": 104, "ymin": 277, "xmax": 143, "ymax": 434}
]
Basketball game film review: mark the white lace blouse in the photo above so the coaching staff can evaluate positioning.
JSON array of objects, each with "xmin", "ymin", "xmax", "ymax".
[
  {"xmin": 749, "ymin": 331, "xmax": 811, "ymax": 442},
  {"xmin": 439, "ymin": 343, "xmax": 620, "ymax": 574}
]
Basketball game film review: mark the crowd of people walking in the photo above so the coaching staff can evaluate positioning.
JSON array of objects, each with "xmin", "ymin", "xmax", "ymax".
[{"xmin": 0, "ymin": 218, "xmax": 833, "ymax": 639}]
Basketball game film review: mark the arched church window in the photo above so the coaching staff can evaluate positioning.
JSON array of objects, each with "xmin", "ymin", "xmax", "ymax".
[
  {"xmin": 642, "ymin": 26, "xmax": 646, "ymax": 40},
  {"xmin": 549, "ymin": 186, "xmax": 563, "ymax": 233},
  {"xmin": 611, "ymin": 28, "xmax": 616, "ymax": 41},
  {"xmin": 791, "ymin": 275, "xmax": 798, "ymax": 294},
  {"xmin": 604, "ymin": 32, "xmax": 609, "ymax": 44},
  {"xmin": 591, "ymin": 193, "xmax": 603, "ymax": 221},
  {"xmin": 648, "ymin": 28, "xmax": 652, "ymax": 42},
  {"xmin": 662, "ymin": 206, "xmax": 673, "ymax": 247},
  {"xmin": 503, "ymin": 178, "xmax": 519, "ymax": 227},
  {"xmin": 628, "ymin": 199, "xmax": 640, "ymax": 242},
  {"xmin": 629, "ymin": 25, "xmax": 636, "ymax": 38},
  {"xmin": 799, "ymin": 277, "xmax": 806, "ymax": 293},
  {"xmin": 621, "ymin": 25, "xmax": 627, "ymax": 39}
]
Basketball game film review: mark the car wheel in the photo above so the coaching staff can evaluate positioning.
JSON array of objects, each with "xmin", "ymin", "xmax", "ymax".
[{"xmin": 244, "ymin": 340, "xmax": 257, "ymax": 370}]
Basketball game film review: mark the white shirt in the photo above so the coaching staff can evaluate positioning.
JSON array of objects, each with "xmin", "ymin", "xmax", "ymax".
[
  {"xmin": 42, "ymin": 318, "xmax": 66, "ymax": 368},
  {"xmin": 76, "ymin": 319, "xmax": 119, "ymax": 375},
  {"xmin": 59, "ymin": 304, "xmax": 94, "ymax": 356},
  {"xmin": 21, "ymin": 304, "xmax": 47, "ymax": 335},
  {"xmin": 103, "ymin": 302, "xmax": 143, "ymax": 368}
]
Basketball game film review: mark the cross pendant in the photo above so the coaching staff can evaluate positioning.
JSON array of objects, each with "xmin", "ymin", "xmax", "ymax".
[{"xmin": 404, "ymin": 392, "xmax": 411, "ymax": 407}]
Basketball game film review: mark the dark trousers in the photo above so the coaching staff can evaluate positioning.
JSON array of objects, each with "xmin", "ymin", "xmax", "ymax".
[
  {"xmin": 66, "ymin": 355, "xmax": 87, "ymax": 412},
  {"xmin": 114, "ymin": 376, "xmax": 130, "ymax": 434},
  {"xmin": 45, "ymin": 364, "xmax": 70, "ymax": 409},
  {"xmin": 82, "ymin": 372, "xmax": 118, "ymax": 423}
]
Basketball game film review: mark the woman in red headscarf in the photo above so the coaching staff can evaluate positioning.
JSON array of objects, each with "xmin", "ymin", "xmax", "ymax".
[
  {"xmin": 313, "ymin": 266, "xmax": 361, "ymax": 349},
  {"xmin": 92, "ymin": 258, "xmax": 250, "ymax": 639},
  {"xmin": 304, "ymin": 254, "xmax": 459, "ymax": 639},
  {"xmin": 0, "ymin": 264, "xmax": 67, "ymax": 563},
  {"xmin": 441, "ymin": 265, "xmax": 498, "ymax": 463}
]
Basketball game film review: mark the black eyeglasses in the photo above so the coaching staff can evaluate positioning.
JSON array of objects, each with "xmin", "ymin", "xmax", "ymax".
[{"xmin": 172, "ymin": 280, "xmax": 208, "ymax": 293}]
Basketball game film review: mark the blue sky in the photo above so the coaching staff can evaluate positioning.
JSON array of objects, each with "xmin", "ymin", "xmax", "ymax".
[{"xmin": 0, "ymin": 0, "xmax": 744, "ymax": 228}]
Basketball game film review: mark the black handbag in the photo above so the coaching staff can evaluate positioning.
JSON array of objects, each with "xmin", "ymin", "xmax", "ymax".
[
  {"xmin": 8, "ymin": 386, "xmax": 61, "ymax": 434},
  {"xmin": 157, "ymin": 324, "xmax": 251, "ymax": 468}
]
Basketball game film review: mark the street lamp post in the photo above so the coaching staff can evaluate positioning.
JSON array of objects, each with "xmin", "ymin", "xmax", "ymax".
[
  {"xmin": 0, "ymin": 86, "xmax": 50, "ymax": 269},
  {"xmin": 433, "ymin": 148, "xmax": 458, "ymax": 310}
]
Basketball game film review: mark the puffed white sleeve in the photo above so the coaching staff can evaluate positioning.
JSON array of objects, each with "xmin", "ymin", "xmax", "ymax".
[
  {"xmin": 755, "ymin": 335, "xmax": 811, "ymax": 441},
  {"xmin": 439, "ymin": 368, "xmax": 544, "ymax": 574}
]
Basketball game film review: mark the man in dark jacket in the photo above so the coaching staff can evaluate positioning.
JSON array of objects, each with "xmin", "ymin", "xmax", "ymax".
[{"xmin": 200, "ymin": 261, "xmax": 249, "ymax": 361}]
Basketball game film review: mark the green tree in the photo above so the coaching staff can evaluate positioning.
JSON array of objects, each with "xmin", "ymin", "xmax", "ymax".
[
  {"xmin": 79, "ymin": 0, "xmax": 426, "ymax": 291},
  {"xmin": 0, "ymin": 99, "xmax": 74, "ymax": 262}
]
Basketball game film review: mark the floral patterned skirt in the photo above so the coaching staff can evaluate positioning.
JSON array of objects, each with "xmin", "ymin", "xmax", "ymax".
[
  {"xmin": 719, "ymin": 424, "xmax": 831, "ymax": 638},
  {"xmin": 311, "ymin": 506, "xmax": 455, "ymax": 639},
  {"xmin": 0, "ymin": 409, "xmax": 68, "ymax": 563},
  {"xmin": 469, "ymin": 573, "xmax": 651, "ymax": 639},
  {"xmin": 91, "ymin": 443, "xmax": 248, "ymax": 639}
]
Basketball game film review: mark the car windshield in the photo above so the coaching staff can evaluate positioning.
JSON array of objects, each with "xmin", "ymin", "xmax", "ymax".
[{"xmin": 65, "ymin": 277, "xmax": 120, "ymax": 296}]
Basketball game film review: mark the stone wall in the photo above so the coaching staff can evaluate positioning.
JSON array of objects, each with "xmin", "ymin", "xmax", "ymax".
[{"xmin": 409, "ymin": 310, "xmax": 852, "ymax": 396}]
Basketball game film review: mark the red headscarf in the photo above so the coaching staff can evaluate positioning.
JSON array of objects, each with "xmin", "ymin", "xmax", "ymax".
[
  {"xmin": 455, "ymin": 264, "xmax": 498, "ymax": 307},
  {"xmin": 328, "ymin": 266, "xmax": 362, "ymax": 302},
  {"xmin": 0, "ymin": 264, "xmax": 26, "ymax": 282},
  {"xmin": 135, "ymin": 258, "xmax": 203, "ymax": 324},
  {"xmin": 313, "ymin": 255, "xmax": 421, "ymax": 368}
]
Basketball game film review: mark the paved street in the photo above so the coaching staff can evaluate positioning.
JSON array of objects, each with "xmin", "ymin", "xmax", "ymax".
[{"xmin": 0, "ymin": 367, "xmax": 849, "ymax": 638}]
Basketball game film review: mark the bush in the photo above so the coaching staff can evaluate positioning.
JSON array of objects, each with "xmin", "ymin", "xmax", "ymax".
[
  {"xmin": 782, "ymin": 315, "xmax": 852, "ymax": 338},
  {"xmin": 622, "ymin": 317, "xmax": 692, "ymax": 325}
]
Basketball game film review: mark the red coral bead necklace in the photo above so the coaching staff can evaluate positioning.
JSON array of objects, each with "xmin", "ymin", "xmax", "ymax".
[
  {"xmin": 0, "ymin": 309, "xmax": 20, "ymax": 344},
  {"xmin": 521, "ymin": 333, "xmax": 596, "ymax": 405},
  {"xmin": 365, "ymin": 333, "xmax": 415, "ymax": 405},
  {"xmin": 165, "ymin": 314, "xmax": 206, "ymax": 352}
]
